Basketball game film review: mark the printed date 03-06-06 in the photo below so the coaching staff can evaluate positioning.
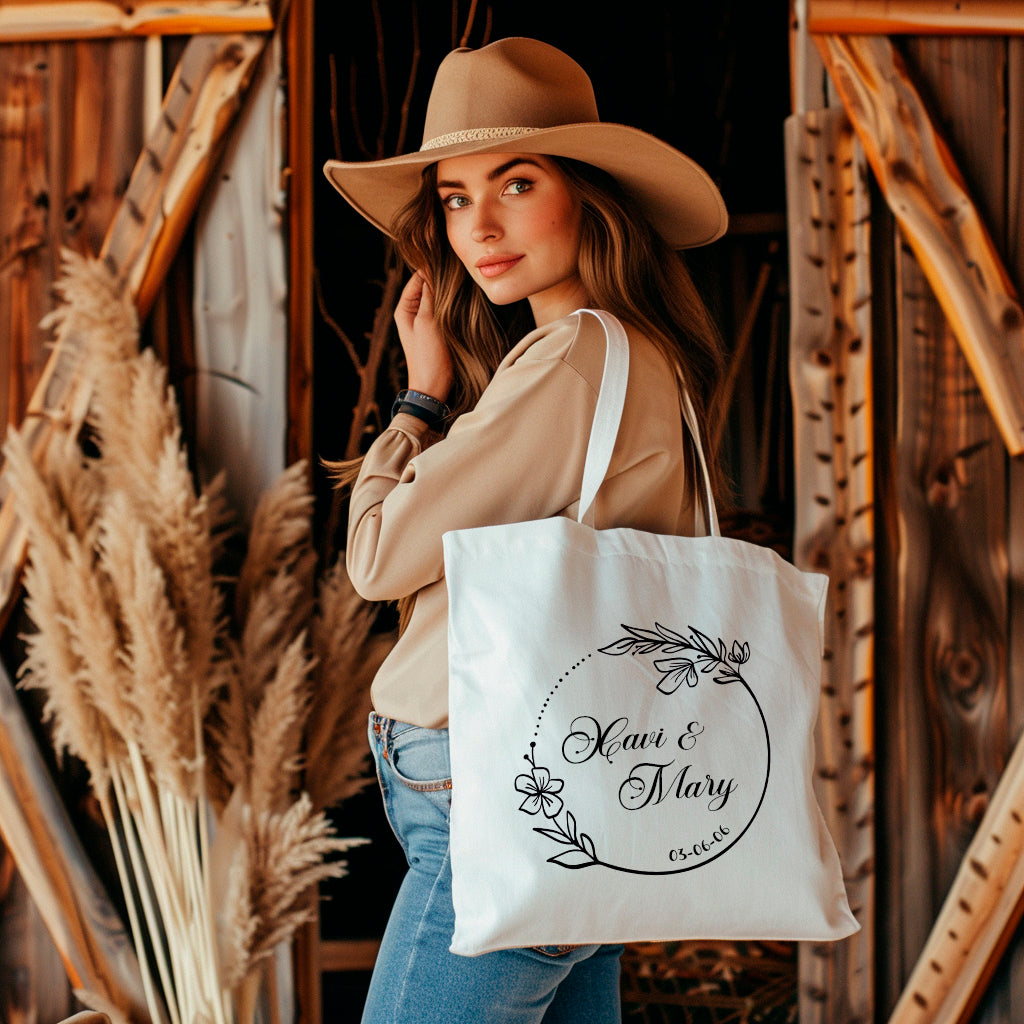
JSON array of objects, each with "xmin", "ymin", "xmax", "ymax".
[{"xmin": 668, "ymin": 825, "xmax": 731, "ymax": 863}]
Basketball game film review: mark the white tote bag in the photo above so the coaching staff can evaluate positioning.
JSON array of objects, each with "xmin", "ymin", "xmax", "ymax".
[{"xmin": 444, "ymin": 309, "xmax": 858, "ymax": 956}]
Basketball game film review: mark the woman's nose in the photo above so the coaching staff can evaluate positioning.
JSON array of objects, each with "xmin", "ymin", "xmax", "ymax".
[{"xmin": 470, "ymin": 204, "xmax": 502, "ymax": 242}]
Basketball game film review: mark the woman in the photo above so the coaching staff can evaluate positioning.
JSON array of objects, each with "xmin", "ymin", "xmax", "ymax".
[{"xmin": 324, "ymin": 36, "xmax": 730, "ymax": 1024}]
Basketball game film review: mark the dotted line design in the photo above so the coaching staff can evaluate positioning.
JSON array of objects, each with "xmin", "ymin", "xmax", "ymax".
[{"xmin": 533, "ymin": 651, "xmax": 594, "ymax": 739}]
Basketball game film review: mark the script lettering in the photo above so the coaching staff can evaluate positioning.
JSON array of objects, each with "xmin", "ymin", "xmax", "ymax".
[
  {"xmin": 562, "ymin": 716, "xmax": 667, "ymax": 765},
  {"xmin": 618, "ymin": 761, "xmax": 738, "ymax": 812}
]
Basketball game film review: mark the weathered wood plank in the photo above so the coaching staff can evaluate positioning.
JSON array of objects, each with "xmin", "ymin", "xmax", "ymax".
[
  {"xmin": 192, "ymin": 36, "xmax": 288, "ymax": 522},
  {"xmin": 100, "ymin": 32, "xmax": 267, "ymax": 318},
  {"xmin": 815, "ymin": 33, "xmax": 1024, "ymax": 457},
  {"xmin": 0, "ymin": 38, "xmax": 146, "ymax": 431},
  {"xmin": 0, "ymin": 664, "xmax": 150, "ymax": 1022},
  {"xmin": 0, "ymin": 2, "xmax": 272, "ymax": 42},
  {"xmin": 882, "ymin": 244, "xmax": 1010, "ymax": 1024},
  {"xmin": 1003, "ymin": 32, "xmax": 1024, "ymax": 1017},
  {"xmin": 808, "ymin": 0, "xmax": 1024, "ymax": 34},
  {"xmin": 886, "ymin": 712, "xmax": 1024, "ymax": 1024},
  {"xmin": 875, "ymin": 36, "xmax": 1017, "ymax": 1024},
  {"xmin": 785, "ymin": 104, "xmax": 875, "ymax": 1024},
  {"xmin": 0, "ymin": 841, "xmax": 77, "ymax": 1024}
]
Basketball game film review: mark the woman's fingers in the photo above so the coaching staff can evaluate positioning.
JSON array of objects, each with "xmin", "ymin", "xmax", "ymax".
[{"xmin": 394, "ymin": 273, "xmax": 453, "ymax": 401}]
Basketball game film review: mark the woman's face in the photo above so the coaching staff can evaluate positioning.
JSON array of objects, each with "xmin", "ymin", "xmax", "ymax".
[{"xmin": 435, "ymin": 152, "xmax": 588, "ymax": 325}]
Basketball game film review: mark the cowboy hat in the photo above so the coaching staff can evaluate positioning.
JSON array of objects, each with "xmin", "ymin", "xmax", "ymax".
[{"xmin": 323, "ymin": 37, "xmax": 728, "ymax": 250}]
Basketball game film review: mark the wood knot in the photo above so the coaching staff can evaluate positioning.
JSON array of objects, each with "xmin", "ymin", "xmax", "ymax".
[
  {"xmin": 889, "ymin": 159, "xmax": 915, "ymax": 184},
  {"xmin": 936, "ymin": 642, "xmax": 986, "ymax": 709}
]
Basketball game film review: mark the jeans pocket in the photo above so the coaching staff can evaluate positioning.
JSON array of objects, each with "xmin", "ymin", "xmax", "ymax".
[{"xmin": 389, "ymin": 723, "xmax": 452, "ymax": 794}]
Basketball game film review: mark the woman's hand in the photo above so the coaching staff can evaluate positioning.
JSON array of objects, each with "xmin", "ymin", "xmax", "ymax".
[{"xmin": 394, "ymin": 272, "xmax": 454, "ymax": 402}]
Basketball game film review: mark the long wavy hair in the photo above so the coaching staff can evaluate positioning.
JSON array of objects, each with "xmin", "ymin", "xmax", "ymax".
[{"xmin": 332, "ymin": 155, "xmax": 732, "ymax": 627}]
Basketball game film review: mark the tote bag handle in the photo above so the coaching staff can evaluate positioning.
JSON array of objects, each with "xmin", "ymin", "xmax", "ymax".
[{"xmin": 574, "ymin": 308, "xmax": 720, "ymax": 538}]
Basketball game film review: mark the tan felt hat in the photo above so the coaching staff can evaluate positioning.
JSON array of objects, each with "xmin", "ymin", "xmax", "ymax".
[{"xmin": 323, "ymin": 37, "xmax": 728, "ymax": 250}]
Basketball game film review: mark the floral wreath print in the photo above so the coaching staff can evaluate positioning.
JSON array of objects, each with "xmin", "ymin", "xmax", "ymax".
[{"xmin": 514, "ymin": 622, "xmax": 768, "ymax": 874}]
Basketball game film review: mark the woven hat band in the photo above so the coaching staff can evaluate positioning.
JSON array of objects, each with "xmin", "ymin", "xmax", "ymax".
[{"xmin": 421, "ymin": 126, "xmax": 533, "ymax": 151}]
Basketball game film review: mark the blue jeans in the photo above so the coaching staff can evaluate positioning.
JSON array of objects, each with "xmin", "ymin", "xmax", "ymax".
[{"xmin": 362, "ymin": 713, "xmax": 623, "ymax": 1023}]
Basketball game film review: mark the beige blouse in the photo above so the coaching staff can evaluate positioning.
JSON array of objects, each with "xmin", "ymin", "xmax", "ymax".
[{"xmin": 346, "ymin": 310, "xmax": 697, "ymax": 729}]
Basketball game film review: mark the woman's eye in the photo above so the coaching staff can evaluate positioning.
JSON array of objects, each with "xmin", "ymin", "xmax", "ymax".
[
  {"xmin": 441, "ymin": 194, "xmax": 469, "ymax": 211},
  {"xmin": 504, "ymin": 179, "xmax": 533, "ymax": 196}
]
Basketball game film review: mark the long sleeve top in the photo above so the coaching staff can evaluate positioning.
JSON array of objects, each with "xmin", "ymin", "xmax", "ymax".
[{"xmin": 346, "ymin": 309, "xmax": 697, "ymax": 729}]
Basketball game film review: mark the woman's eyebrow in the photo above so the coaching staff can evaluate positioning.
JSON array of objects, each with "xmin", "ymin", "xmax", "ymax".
[{"xmin": 436, "ymin": 157, "xmax": 543, "ymax": 191}]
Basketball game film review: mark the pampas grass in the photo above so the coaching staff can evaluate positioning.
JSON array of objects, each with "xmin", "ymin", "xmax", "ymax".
[{"xmin": 6, "ymin": 250, "xmax": 379, "ymax": 1024}]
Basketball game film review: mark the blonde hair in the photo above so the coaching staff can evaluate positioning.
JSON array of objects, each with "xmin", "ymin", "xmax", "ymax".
[{"xmin": 330, "ymin": 156, "xmax": 732, "ymax": 627}]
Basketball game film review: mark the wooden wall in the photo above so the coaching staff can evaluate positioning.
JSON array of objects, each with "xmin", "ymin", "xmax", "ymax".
[
  {"xmin": 0, "ymin": 38, "xmax": 146, "ymax": 434},
  {"xmin": 875, "ymin": 34, "xmax": 1024, "ymax": 1022}
]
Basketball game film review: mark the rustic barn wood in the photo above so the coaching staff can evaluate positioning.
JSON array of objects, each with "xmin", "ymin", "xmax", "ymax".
[
  {"xmin": 100, "ymin": 32, "xmax": 266, "ymax": 321},
  {"xmin": 814, "ymin": 33, "xmax": 1024, "ymax": 457},
  {"xmin": 872, "ymin": 35, "xmax": 1019, "ymax": 1024},
  {"xmin": 0, "ymin": 28, "xmax": 269, "ymax": 1019},
  {"xmin": 785, "ymin": 104, "xmax": 875, "ymax": 1024},
  {"xmin": 0, "ymin": 661, "xmax": 150, "ymax": 1023},
  {"xmin": 0, "ymin": 30, "xmax": 267, "ymax": 630},
  {"xmin": 808, "ymin": 1, "xmax": 1024, "ymax": 35},
  {"xmin": 0, "ymin": 840, "xmax": 83, "ymax": 1024},
  {"xmin": 881, "ymin": 247, "xmax": 1011, "ymax": 1024},
  {"xmin": 0, "ymin": 38, "xmax": 146, "ymax": 440},
  {"xmin": 192, "ymin": 35, "xmax": 289, "ymax": 521},
  {"xmin": 886, "ymin": 720, "xmax": 1024, "ymax": 1024},
  {"xmin": 0, "ymin": 2, "xmax": 272, "ymax": 42}
]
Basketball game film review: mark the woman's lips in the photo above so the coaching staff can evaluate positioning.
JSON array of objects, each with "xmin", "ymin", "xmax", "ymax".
[{"xmin": 476, "ymin": 255, "xmax": 523, "ymax": 278}]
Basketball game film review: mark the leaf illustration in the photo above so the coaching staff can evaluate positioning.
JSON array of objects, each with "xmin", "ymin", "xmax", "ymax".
[
  {"xmin": 549, "ymin": 849, "xmax": 598, "ymax": 868},
  {"xmin": 655, "ymin": 622, "xmax": 688, "ymax": 644},
  {"xmin": 565, "ymin": 811, "xmax": 578, "ymax": 842},
  {"xmin": 580, "ymin": 833, "xmax": 597, "ymax": 859},
  {"xmin": 534, "ymin": 827, "xmax": 574, "ymax": 846},
  {"xmin": 633, "ymin": 641, "xmax": 664, "ymax": 655},
  {"xmin": 688, "ymin": 626, "xmax": 717, "ymax": 657},
  {"xmin": 714, "ymin": 669, "xmax": 742, "ymax": 685},
  {"xmin": 626, "ymin": 625, "xmax": 665, "ymax": 642},
  {"xmin": 599, "ymin": 636, "xmax": 642, "ymax": 656}
]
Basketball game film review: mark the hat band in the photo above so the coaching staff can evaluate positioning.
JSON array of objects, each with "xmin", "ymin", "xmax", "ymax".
[{"xmin": 420, "ymin": 126, "xmax": 533, "ymax": 151}]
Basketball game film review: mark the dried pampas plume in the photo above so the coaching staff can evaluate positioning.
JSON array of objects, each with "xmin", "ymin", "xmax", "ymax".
[{"xmin": 7, "ymin": 250, "xmax": 383, "ymax": 1024}]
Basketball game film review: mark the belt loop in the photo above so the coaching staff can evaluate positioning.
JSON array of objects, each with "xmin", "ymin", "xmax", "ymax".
[{"xmin": 371, "ymin": 713, "xmax": 393, "ymax": 761}]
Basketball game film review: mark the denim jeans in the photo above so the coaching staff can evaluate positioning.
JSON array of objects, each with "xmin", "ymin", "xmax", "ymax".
[{"xmin": 362, "ymin": 713, "xmax": 623, "ymax": 1024}]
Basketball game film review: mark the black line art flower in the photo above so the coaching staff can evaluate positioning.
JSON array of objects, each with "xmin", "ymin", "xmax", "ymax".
[
  {"xmin": 516, "ymin": 744, "xmax": 599, "ymax": 867},
  {"xmin": 515, "ymin": 758, "xmax": 565, "ymax": 819}
]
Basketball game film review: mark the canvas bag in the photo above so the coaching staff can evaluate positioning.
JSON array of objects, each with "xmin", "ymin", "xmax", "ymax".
[{"xmin": 443, "ymin": 309, "xmax": 859, "ymax": 956}]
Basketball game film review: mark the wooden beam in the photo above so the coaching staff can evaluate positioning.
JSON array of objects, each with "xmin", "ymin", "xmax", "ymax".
[
  {"xmin": 101, "ymin": 32, "xmax": 267, "ymax": 319},
  {"xmin": 786, "ymin": 104, "xmax": 876, "ymax": 1024},
  {"xmin": 887, "ymin": 722, "xmax": 1024, "ymax": 1024},
  {"xmin": 816, "ymin": 33, "xmax": 1024, "ymax": 457},
  {"xmin": 808, "ymin": 1, "xmax": 1024, "ymax": 34},
  {"xmin": 0, "ymin": 664, "xmax": 150, "ymax": 1022},
  {"xmin": 0, "ymin": 2, "xmax": 272, "ymax": 42}
]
